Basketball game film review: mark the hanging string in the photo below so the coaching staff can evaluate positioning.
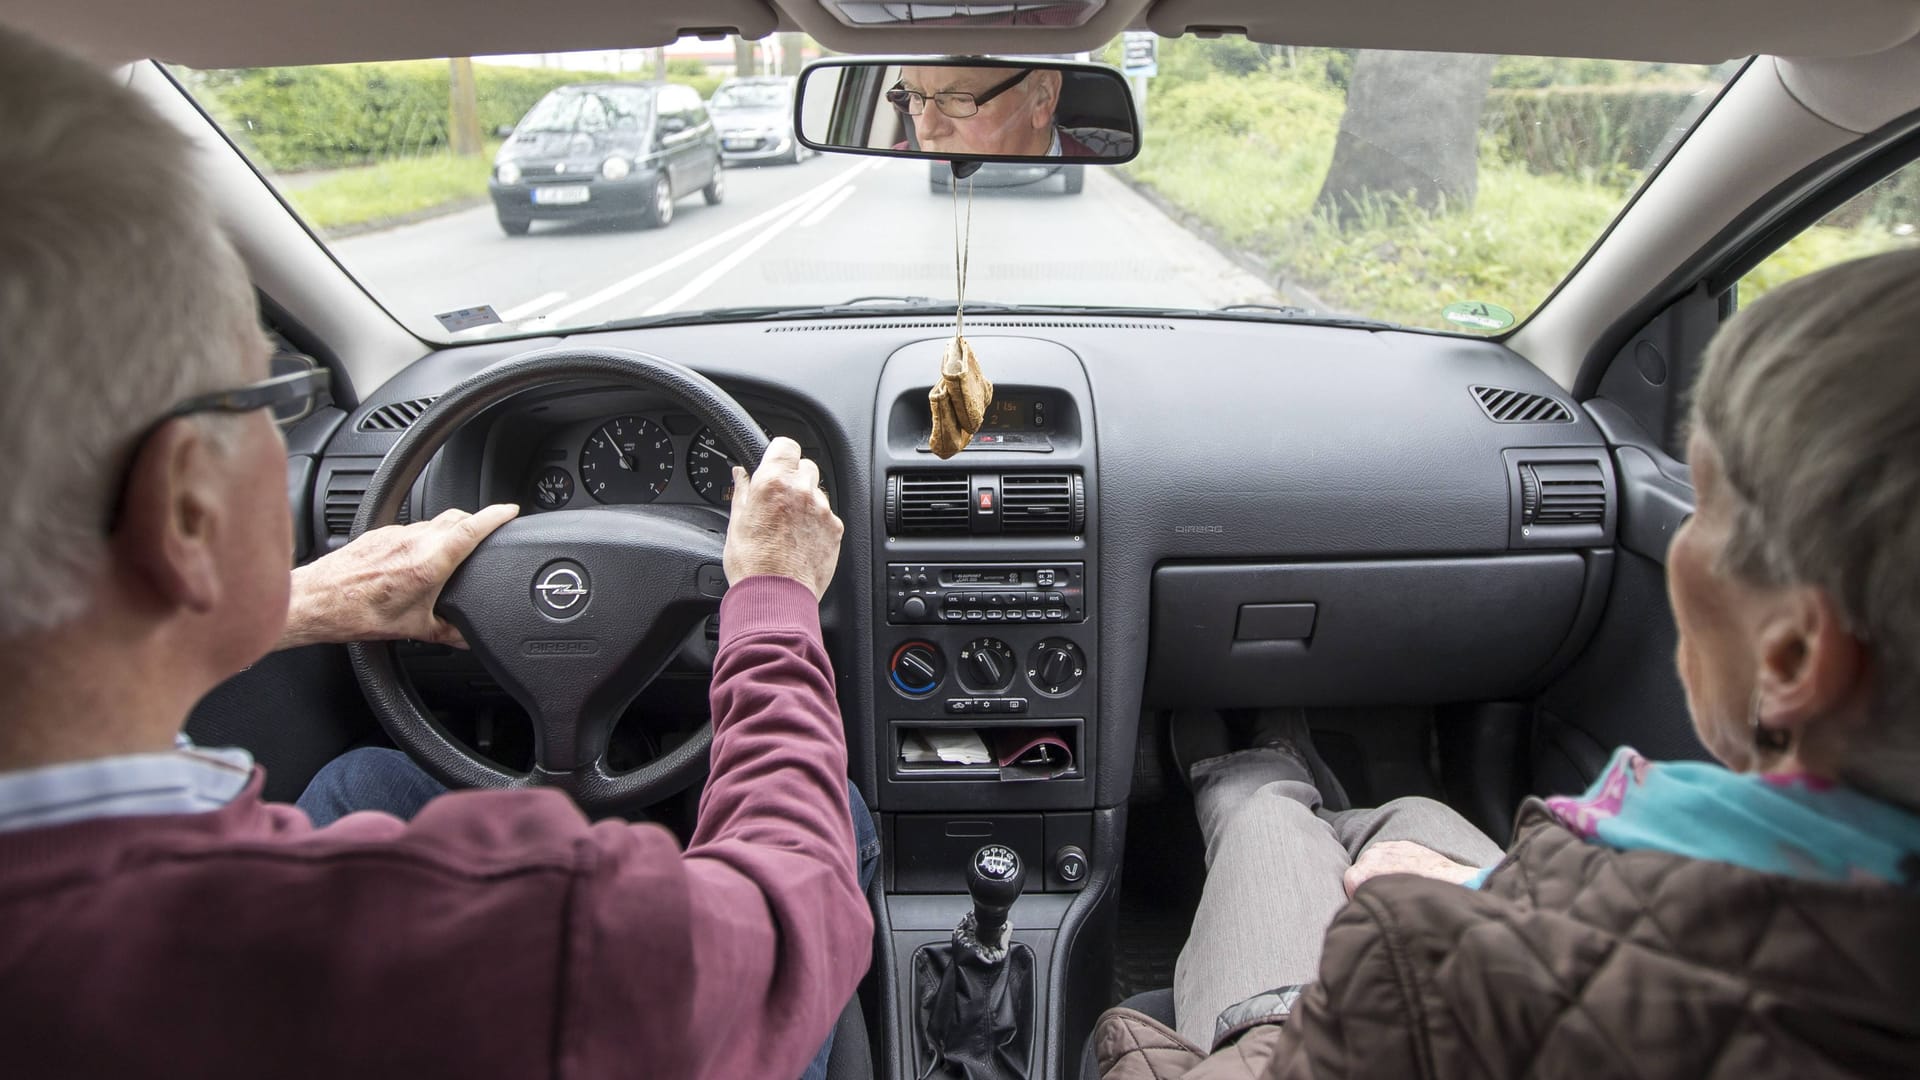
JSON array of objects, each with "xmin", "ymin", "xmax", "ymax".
[{"xmin": 951, "ymin": 171, "xmax": 973, "ymax": 341}]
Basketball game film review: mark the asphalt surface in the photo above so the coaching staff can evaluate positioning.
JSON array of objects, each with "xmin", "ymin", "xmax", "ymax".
[{"xmin": 332, "ymin": 154, "xmax": 1284, "ymax": 339}]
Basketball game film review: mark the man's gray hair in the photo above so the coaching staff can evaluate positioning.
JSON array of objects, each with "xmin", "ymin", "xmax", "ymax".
[
  {"xmin": 1692, "ymin": 244, "xmax": 1920, "ymax": 805},
  {"xmin": 0, "ymin": 26, "xmax": 265, "ymax": 638}
]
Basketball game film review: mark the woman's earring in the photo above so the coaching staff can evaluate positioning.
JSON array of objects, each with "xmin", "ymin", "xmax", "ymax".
[{"xmin": 1749, "ymin": 688, "xmax": 1793, "ymax": 755}]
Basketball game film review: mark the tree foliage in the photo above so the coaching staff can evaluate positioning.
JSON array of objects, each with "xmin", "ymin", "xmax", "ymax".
[{"xmin": 183, "ymin": 61, "xmax": 715, "ymax": 171}]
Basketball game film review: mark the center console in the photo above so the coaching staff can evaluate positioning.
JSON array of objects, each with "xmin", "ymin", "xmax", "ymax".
[{"xmin": 870, "ymin": 336, "xmax": 1103, "ymax": 1079}]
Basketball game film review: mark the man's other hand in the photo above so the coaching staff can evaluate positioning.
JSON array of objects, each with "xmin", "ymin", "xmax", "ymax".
[
  {"xmin": 724, "ymin": 437, "xmax": 843, "ymax": 601},
  {"xmin": 1342, "ymin": 840, "xmax": 1483, "ymax": 898},
  {"xmin": 278, "ymin": 504, "xmax": 519, "ymax": 650}
]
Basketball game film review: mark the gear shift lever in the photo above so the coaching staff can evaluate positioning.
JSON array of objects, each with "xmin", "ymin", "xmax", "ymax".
[
  {"xmin": 966, "ymin": 844, "xmax": 1026, "ymax": 942},
  {"xmin": 912, "ymin": 844, "xmax": 1036, "ymax": 1079}
]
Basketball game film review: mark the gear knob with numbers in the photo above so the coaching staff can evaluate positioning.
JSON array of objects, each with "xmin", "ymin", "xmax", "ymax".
[{"xmin": 966, "ymin": 843, "xmax": 1025, "ymax": 937}]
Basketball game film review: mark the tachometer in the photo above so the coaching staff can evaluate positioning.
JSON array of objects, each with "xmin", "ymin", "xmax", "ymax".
[
  {"xmin": 685, "ymin": 426, "xmax": 739, "ymax": 507},
  {"xmin": 579, "ymin": 416, "xmax": 674, "ymax": 504}
]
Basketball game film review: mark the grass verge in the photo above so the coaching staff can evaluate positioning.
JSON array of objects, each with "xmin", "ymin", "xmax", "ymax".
[{"xmin": 283, "ymin": 146, "xmax": 497, "ymax": 234}]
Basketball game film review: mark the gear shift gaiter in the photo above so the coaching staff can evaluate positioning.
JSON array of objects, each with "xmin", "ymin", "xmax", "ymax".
[{"xmin": 911, "ymin": 844, "xmax": 1035, "ymax": 1080}]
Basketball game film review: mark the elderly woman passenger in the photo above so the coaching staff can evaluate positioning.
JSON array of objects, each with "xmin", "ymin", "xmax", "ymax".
[{"xmin": 1096, "ymin": 246, "xmax": 1920, "ymax": 1080}]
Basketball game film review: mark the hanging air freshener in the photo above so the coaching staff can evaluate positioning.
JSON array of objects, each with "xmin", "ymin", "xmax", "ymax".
[{"xmin": 928, "ymin": 173, "xmax": 992, "ymax": 459}]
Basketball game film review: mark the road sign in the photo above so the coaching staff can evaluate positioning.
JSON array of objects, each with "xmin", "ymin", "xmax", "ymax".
[{"xmin": 1122, "ymin": 30, "xmax": 1157, "ymax": 78}]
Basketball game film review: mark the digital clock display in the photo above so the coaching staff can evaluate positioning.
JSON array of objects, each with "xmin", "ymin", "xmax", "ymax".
[{"xmin": 979, "ymin": 396, "xmax": 1048, "ymax": 432}]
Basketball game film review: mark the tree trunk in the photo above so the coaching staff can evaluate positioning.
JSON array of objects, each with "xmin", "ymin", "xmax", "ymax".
[
  {"xmin": 653, "ymin": 47, "xmax": 668, "ymax": 84},
  {"xmin": 1313, "ymin": 50, "xmax": 1497, "ymax": 226},
  {"xmin": 447, "ymin": 58, "xmax": 483, "ymax": 157},
  {"xmin": 778, "ymin": 32, "xmax": 805, "ymax": 76},
  {"xmin": 733, "ymin": 36, "xmax": 756, "ymax": 78}
]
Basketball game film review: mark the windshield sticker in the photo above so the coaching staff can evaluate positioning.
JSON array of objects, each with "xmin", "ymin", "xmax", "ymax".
[
  {"xmin": 1441, "ymin": 302, "xmax": 1516, "ymax": 332},
  {"xmin": 434, "ymin": 305, "xmax": 503, "ymax": 333}
]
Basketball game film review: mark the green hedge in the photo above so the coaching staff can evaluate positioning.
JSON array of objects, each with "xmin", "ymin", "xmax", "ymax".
[
  {"xmin": 1482, "ymin": 85, "xmax": 1715, "ymax": 182},
  {"xmin": 186, "ymin": 61, "xmax": 718, "ymax": 171}
]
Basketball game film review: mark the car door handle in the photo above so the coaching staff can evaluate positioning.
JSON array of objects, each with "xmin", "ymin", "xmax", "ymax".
[{"xmin": 1614, "ymin": 446, "xmax": 1694, "ymax": 564}]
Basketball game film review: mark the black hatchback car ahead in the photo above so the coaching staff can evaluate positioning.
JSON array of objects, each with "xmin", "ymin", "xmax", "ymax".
[{"xmin": 488, "ymin": 82, "xmax": 724, "ymax": 236}]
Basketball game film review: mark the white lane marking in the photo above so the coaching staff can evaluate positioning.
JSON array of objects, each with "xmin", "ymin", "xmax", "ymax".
[
  {"xmin": 798, "ymin": 185, "xmax": 858, "ymax": 228},
  {"xmin": 542, "ymin": 160, "xmax": 878, "ymax": 325},
  {"xmin": 498, "ymin": 291, "xmax": 566, "ymax": 321},
  {"xmin": 640, "ymin": 164, "xmax": 879, "ymax": 315}
]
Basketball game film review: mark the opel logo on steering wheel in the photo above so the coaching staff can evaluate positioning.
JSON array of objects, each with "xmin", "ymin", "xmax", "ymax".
[{"xmin": 532, "ymin": 560, "xmax": 591, "ymax": 620}]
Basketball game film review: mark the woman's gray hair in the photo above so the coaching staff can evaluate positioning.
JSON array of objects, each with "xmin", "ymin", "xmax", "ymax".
[
  {"xmin": 1691, "ymin": 244, "xmax": 1920, "ymax": 804},
  {"xmin": 0, "ymin": 26, "xmax": 265, "ymax": 638}
]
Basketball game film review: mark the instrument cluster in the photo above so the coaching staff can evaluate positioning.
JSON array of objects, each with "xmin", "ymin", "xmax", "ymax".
[{"xmin": 517, "ymin": 408, "xmax": 826, "ymax": 514}]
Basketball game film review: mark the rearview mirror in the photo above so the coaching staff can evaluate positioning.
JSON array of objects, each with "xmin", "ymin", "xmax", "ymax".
[{"xmin": 795, "ymin": 58, "xmax": 1138, "ymax": 165}]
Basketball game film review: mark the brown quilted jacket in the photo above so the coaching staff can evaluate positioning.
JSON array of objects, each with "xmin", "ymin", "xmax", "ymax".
[{"xmin": 1096, "ymin": 800, "xmax": 1920, "ymax": 1080}]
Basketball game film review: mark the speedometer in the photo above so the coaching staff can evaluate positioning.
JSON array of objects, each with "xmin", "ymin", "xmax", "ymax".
[
  {"xmin": 579, "ymin": 416, "xmax": 674, "ymax": 504},
  {"xmin": 685, "ymin": 427, "xmax": 738, "ymax": 507}
]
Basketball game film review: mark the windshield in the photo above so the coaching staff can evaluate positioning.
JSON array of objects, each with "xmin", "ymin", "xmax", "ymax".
[
  {"xmin": 711, "ymin": 82, "xmax": 790, "ymax": 110},
  {"xmin": 176, "ymin": 40, "xmax": 1735, "ymax": 342}
]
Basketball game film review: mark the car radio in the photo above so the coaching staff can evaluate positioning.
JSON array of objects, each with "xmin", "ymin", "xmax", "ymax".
[{"xmin": 887, "ymin": 563, "xmax": 1086, "ymax": 625}]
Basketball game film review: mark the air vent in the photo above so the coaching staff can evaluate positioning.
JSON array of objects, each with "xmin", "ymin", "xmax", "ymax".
[
  {"xmin": 1471, "ymin": 385, "xmax": 1573, "ymax": 424},
  {"xmin": 321, "ymin": 468, "xmax": 410, "ymax": 537},
  {"xmin": 357, "ymin": 396, "xmax": 438, "ymax": 432},
  {"xmin": 765, "ymin": 320, "xmax": 1176, "ymax": 333},
  {"xmin": 1000, "ymin": 472, "xmax": 1085, "ymax": 533},
  {"xmin": 887, "ymin": 473, "xmax": 971, "ymax": 534},
  {"xmin": 1520, "ymin": 461, "xmax": 1607, "ymax": 526}
]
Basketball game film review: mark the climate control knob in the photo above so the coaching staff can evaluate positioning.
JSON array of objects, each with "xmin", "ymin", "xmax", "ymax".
[
  {"xmin": 889, "ymin": 641, "xmax": 945, "ymax": 697},
  {"xmin": 959, "ymin": 638, "xmax": 1017, "ymax": 694},
  {"xmin": 1028, "ymin": 638, "xmax": 1086, "ymax": 696}
]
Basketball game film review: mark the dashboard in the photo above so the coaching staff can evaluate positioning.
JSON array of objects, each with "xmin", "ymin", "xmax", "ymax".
[{"xmin": 298, "ymin": 316, "xmax": 1618, "ymax": 833}]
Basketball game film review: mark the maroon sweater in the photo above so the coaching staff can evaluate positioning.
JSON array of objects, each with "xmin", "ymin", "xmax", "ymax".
[{"xmin": 0, "ymin": 575, "xmax": 870, "ymax": 1079}]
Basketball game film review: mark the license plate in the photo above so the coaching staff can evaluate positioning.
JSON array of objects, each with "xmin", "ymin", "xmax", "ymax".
[
  {"xmin": 532, "ymin": 185, "xmax": 590, "ymax": 206},
  {"xmin": 723, "ymin": 137, "xmax": 757, "ymax": 150}
]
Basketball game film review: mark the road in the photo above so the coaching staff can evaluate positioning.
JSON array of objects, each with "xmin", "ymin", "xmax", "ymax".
[{"xmin": 333, "ymin": 155, "xmax": 1284, "ymax": 338}]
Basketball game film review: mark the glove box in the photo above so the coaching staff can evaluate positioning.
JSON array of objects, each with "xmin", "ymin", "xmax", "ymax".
[{"xmin": 1146, "ymin": 554, "xmax": 1591, "ymax": 707}]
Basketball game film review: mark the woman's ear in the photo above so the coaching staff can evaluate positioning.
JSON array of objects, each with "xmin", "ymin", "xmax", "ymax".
[
  {"xmin": 113, "ymin": 418, "xmax": 225, "ymax": 615},
  {"xmin": 1754, "ymin": 585, "xmax": 1869, "ymax": 737}
]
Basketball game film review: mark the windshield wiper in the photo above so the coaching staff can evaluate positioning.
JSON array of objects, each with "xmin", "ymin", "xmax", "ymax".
[
  {"xmin": 590, "ymin": 300, "xmax": 1398, "ymax": 334},
  {"xmin": 592, "ymin": 298, "xmax": 1022, "ymax": 332}
]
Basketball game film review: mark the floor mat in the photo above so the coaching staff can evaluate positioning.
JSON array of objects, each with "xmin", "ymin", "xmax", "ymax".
[
  {"xmin": 1112, "ymin": 892, "xmax": 1191, "ymax": 1001},
  {"xmin": 1112, "ymin": 781, "xmax": 1206, "ymax": 1002}
]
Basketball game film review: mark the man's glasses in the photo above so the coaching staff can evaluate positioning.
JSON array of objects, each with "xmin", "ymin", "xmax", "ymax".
[
  {"xmin": 105, "ymin": 361, "xmax": 334, "ymax": 531},
  {"xmin": 887, "ymin": 69, "xmax": 1031, "ymax": 119},
  {"xmin": 162, "ymin": 364, "xmax": 333, "ymax": 430}
]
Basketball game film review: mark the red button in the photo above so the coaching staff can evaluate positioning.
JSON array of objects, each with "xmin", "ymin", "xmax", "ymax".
[{"xmin": 977, "ymin": 489, "xmax": 994, "ymax": 511}]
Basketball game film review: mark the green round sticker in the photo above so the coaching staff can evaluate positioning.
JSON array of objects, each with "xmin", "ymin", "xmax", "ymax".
[{"xmin": 1441, "ymin": 301, "xmax": 1516, "ymax": 332}]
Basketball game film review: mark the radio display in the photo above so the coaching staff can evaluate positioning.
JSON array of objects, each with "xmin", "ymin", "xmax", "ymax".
[{"xmin": 946, "ymin": 569, "xmax": 1023, "ymax": 586}]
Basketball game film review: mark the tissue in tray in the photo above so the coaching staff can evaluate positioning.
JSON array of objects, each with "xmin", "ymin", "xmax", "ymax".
[{"xmin": 900, "ymin": 730, "xmax": 993, "ymax": 766}]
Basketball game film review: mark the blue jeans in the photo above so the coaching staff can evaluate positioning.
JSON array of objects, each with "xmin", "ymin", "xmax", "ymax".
[{"xmin": 297, "ymin": 747, "xmax": 882, "ymax": 1080}]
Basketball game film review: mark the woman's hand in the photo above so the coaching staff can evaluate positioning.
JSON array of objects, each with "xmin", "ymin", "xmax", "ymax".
[{"xmin": 1343, "ymin": 840, "xmax": 1484, "ymax": 898}]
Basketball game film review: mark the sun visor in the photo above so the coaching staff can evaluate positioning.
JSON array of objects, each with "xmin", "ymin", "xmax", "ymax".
[
  {"xmin": 7, "ymin": 0, "xmax": 782, "ymax": 67},
  {"xmin": 1145, "ymin": 0, "xmax": 1920, "ymax": 64}
]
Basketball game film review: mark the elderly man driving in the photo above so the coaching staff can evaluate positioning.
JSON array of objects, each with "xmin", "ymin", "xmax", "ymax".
[
  {"xmin": 0, "ymin": 25, "xmax": 869, "ymax": 1079},
  {"xmin": 891, "ymin": 64, "xmax": 1134, "ymax": 158}
]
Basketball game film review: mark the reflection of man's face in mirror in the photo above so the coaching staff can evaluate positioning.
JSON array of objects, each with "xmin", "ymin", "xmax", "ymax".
[{"xmin": 899, "ymin": 66, "xmax": 1064, "ymax": 157}]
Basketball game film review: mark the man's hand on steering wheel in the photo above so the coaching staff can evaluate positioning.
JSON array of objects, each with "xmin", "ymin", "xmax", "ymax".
[
  {"xmin": 724, "ymin": 436, "xmax": 843, "ymax": 601},
  {"xmin": 279, "ymin": 503, "xmax": 520, "ymax": 650}
]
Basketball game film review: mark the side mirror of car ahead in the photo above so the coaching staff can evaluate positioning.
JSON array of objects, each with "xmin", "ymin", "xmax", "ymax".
[{"xmin": 794, "ymin": 57, "xmax": 1139, "ymax": 167}]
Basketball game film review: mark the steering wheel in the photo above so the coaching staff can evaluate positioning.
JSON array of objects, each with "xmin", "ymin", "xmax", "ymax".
[{"xmin": 346, "ymin": 346, "xmax": 769, "ymax": 815}]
